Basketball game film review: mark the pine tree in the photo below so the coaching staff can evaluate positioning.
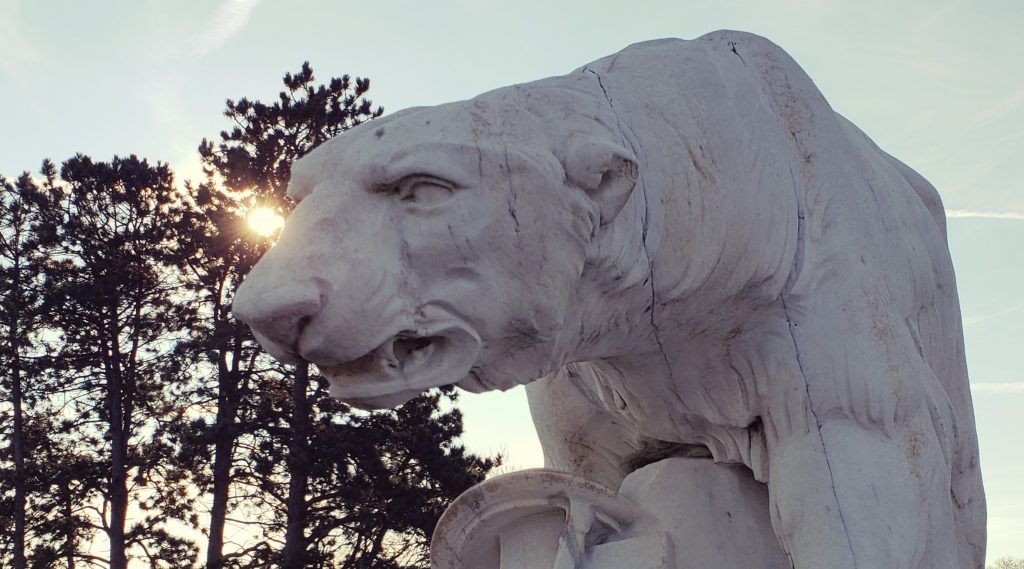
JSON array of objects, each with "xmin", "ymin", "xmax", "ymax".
[
  {"xmin": 0, "ymin": 172, "xmax": 47, "ymax": 569},
  {"xmin": 1, "ymin": 169, "xmax": 85, "ymax": 569},
  {"xmin": 990, "ymin": 557, "xmax": 1024, "ymax": 569},
  {"xmin": 2, "ymin": 164, "xmax": 113, "ymax": 569},
  {"xmin": 1, "ymin": 63, "xmax": 497, "ymax": 569},
  {"xmin": 188, "ymin": 62, "xmax": 384, "ymax": 569},
  {"xmin": 39, "ymin": 154, "xmax": 200, "ymax": 569},
  {"xmin": 182, "ymin": 62, "xmax": 496, "ymax": 568},
  {"xmin": 171, "ymin": 174, "xmax": 275, "ymax": 569},
  {"xmin": 2, "ymin": 407, "xmax": 103, "ymax": 569}
]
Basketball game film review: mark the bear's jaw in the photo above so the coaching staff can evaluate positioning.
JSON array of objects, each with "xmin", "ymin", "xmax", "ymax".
[{"xmin": 318, "ymin": 325, "xmax": 482, "ymax": 410}]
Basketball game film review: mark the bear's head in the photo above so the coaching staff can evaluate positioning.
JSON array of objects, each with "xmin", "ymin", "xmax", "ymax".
[{"xmin": 232, "ymin": 85, "xmax": 638, "ymax": 409}]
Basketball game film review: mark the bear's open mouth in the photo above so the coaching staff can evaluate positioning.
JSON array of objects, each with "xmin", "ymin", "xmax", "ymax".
[
  {"xmin": 317, "ymin": 326, "xmax": 480, "ymax": 409},
  {"xmin": 325, "ymin": 334, "xmax": 445, "ymax": 375}
]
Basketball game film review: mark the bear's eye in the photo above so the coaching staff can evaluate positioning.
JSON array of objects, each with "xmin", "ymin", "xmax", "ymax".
[{"xmin": 391, "ymin": 175, "xmax": 455, "ymax": 206}]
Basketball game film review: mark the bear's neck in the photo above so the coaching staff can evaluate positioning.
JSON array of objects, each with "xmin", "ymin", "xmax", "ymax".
[{"xmin": 564, "ymin": 164, "xmax": 795, "ymax": 364}]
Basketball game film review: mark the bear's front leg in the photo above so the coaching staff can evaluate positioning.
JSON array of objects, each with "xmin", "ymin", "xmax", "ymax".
[
  {"xmin": 526, "ymin": 366, "xmax": 644, "ymax": 489},
  {"xmin": 767, "ymin": 411, "xmax": 961, "ymax": 569}
]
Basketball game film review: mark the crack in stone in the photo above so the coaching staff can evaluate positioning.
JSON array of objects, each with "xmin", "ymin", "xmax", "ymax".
[
  {"xmin": 728, "ymin": 40, "xmax": 747, "ymax": 66},
  {"xmin": 584, "ymin": 66, "xmax": 673, "ymax": 380},
  {"xmin": 503, "ymin": 146, "xmax": 520, "ymax": 233},
  {"xmin": 507, "ymin": 193, "xmax": 520, "ymax": 232},
  {"xmin": 475, "ymin": 144, "xmax": 484, "ymax": 180},
  {"xmin": 781, "ymin": 165, "xmax": 859, "ymax": 569}
]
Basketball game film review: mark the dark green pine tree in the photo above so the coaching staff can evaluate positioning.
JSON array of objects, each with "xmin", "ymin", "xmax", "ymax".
[
  {"xmin": 2, "ymin": 164, "xmax": 110, "ymax": 569},
  {"xmin": 1, "ymin": 402, "xmax": 104, "ymax": 569},
  {"xmin": 39, "ymin": 155, "xmax": 201, "ymax": 569},
  {"xmin": 182, "ymin": 62, "xmax": 496, "ymax": 568},
  {"xmin": 304, "ymin": 389, "xmax": 496, "ymax": 569},
  {"xmin": 0, "ymin": 172, "xmax": 50, "ymax": 569},
  {"xmin": 171, "ymin": 176, "xmax": 276, "ymax": 569}
]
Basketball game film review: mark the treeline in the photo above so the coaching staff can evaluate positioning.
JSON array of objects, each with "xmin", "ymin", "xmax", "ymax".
[
  {"xmin": 0, "ymin": 64, "xmax": 497, "ymax": 569},
  {"xmin": 988, "ymin": 558, "xmax": 1024, "ymax": 569}
]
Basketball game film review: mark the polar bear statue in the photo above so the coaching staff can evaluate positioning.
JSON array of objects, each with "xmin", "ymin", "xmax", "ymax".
[{"xmin": 232, "ymin": 30, "xmax": 986, "ymax": 569}]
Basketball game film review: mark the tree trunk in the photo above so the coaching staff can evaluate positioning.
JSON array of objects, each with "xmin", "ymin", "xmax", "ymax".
[
  {"xmin": 282, "ymin": 363, "xmax": 311, "ymax": 569},
  {"xmin": 11, "ymin": 339, "xmax": 26, "ymax": 569},
  {"xmin": 206, "ymin": 417, "xmax": 234, "ymax": 569},
  {"xmin": 9, "ymin": 229, "xmax": 27, "ymax": 569},
  {"xmin": 206, "ymin": 327, "xmax": 242, "ymax": 569},
  {"xmin": 107, "ymin": 343, "xmax": 129, "ymax": 569},
  {"xmin": 63, "ymin": 483, "xmax": 76, "ymax": 569},
  {"xmin": 109, "ymin": 427, "xmax": 129, "ymax": 569}
]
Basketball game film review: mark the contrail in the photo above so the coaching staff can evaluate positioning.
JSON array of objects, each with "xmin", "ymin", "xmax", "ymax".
[
  {"xmin": 192, "ymin": 0, "xmax": 261, "ymax": 56},
  {"xmin": 970, "ymin": 382, "xmax": 1024, "ymax": 394},
  {"xmin": 946, "ymin": 209, "xmax": 1024, "ymax": 220}
]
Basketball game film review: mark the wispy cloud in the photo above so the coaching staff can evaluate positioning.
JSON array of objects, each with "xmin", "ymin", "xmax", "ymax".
[
  {"xmin": 971, "ymin": 382, "xmax": 1024, "ymax": 394},
  {"xmin": 962, "ymin": 86, "xmax": 1024, "ymax": 128},
  {"xmin": 0, "ymin": 0, "xmax": 40, "ymax": 78},
  {"xmin": 946, "ymin": 209, "xmax": 1024, "ymax": 220},
  {"xmin": 0, "ymin": 1, "xmax": 45, "ymax": 118},
  {"xmin": 962, "ymin": 302, "xmax": 1024, "ymax": 327},
  {"xmin": 191, "ymin": 0, "xmax": 261, "ymax": 55}
]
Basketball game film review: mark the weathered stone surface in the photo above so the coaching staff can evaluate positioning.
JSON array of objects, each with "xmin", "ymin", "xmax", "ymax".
[
  {"xmin": 234, "ymin": 30, "xmax": 986, "ymax": 569},
  {"xmin": 430, "ymin": 469, "xmax": 670, "ymax": 569},
  {"xmin": 429, "ymin": 460, "xmax": 791, "ymax": 569},
  {"xmin": 618, "ymin": 458, "xmax": 790, "ymax": 569}
]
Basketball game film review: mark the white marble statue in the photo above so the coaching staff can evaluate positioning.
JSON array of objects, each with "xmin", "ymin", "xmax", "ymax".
[{"xmin": 232, "ymin": 30, "xmax": 986, "ymax": 569}]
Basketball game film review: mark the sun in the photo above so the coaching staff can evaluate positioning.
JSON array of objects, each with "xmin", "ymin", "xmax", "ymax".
[{"xmin": 247, "ymin": 207, "xmax": 285, "ymax": 237}]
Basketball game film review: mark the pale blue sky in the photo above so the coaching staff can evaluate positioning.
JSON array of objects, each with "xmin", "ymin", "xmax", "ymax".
[{"xmin": 2, "ymin": 0, "xmax": 1021, "ymax": 562}]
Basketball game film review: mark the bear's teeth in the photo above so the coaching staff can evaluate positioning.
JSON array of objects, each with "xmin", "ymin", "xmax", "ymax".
[{"xmin": 411, "ymin": 340, "xmax": 435, "ymax": 365}]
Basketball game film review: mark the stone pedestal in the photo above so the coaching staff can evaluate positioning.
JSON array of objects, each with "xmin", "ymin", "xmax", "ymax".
[
  {"xmin": 620, "ymin": 458, "xmax": 790, "ymax": 569},
  {"xmin": 431, "ymin": 458, "xmax": 790, "ymax": 569}
]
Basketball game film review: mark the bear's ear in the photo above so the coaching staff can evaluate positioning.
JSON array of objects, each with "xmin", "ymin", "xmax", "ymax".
[{"xmin": 564, "ymin": 137, "xmax": 639, "ymax": 227}]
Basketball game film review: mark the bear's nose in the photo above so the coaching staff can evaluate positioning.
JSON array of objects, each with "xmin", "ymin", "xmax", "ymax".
[{"xmin": 232, "ymin": 280, "xmax": 324, "ymax": 360}]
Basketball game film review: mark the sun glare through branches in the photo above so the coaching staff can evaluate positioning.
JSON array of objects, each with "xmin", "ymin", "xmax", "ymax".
[{"xmin": 247, "ymin": 206, "xmax": 284, "ymax": 236}]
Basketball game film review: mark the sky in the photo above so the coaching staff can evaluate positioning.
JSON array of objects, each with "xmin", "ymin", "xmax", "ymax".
[{"xmin": 1, "ymin": 0, "xmax": 1021, "ymax": 562}]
